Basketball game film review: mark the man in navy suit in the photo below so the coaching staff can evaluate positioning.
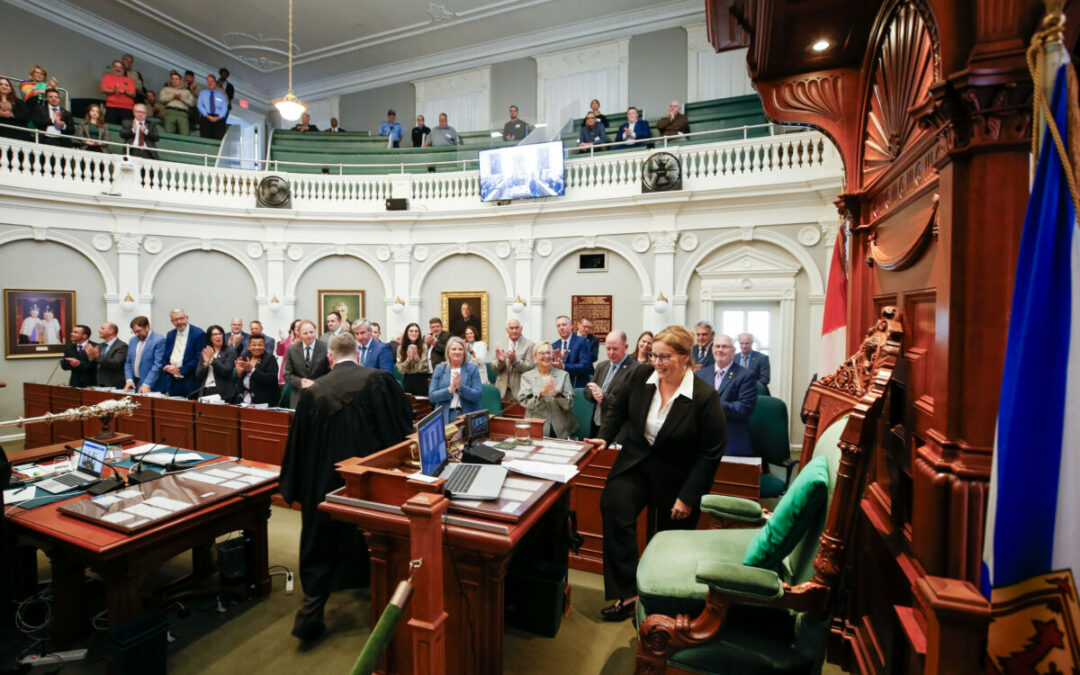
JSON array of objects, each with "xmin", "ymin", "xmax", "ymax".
[
  {"xmin": 615, "ymin": 106, "xmax": 651, "ymax": 148},
  {"xmin": 551, "ymin": 315, "xmax": 594, "ymax": 388},
  {"xmin": 696, "ymin": 334, "xmax": 758, "ymax": 456},
  {"xmin": 576, "ymin": 317, "xmax": 600, "ymax": 363},
  {"xmin": 161, "ymin": 308, "xmax": 206, "ymax": 396},
  {"xmin": 353, "ymin": 319, "xmax": 393, "ymax": 374},
  {"xmin": 124, "ymin": 315, "xmax": 167, "ymax": 393},
  {"xmin": 736, "ymin": 332, "xmax": 771, "ymax": 393},
  {"xmin": 692, "ymin": 321, "xmax": 715, "ymax": 372}
]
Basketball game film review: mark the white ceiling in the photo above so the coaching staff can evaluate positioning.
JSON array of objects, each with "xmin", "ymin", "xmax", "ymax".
[{"xmin": 8, "ymin": 0, "xmax": 705, "ymax": 105}]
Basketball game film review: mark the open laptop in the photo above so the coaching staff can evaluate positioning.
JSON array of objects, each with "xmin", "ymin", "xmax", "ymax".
[
  {"xmin": 418, "ymin": 408, "xmax": 507, "ymax": 500},
  {"xmin": 36, "ymin": 438, "xmax": 108, "ymax": 494}
]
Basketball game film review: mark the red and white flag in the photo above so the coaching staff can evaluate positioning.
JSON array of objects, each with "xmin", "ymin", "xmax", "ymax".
[{"xmin": 818, "ymin": 230, "xmax": 847, "ymax": 376}]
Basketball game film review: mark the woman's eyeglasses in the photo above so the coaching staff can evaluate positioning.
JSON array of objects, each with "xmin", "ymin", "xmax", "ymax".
[{"xmin": 648, "ymin": 352, "xmax": 674, "ymax": 363}]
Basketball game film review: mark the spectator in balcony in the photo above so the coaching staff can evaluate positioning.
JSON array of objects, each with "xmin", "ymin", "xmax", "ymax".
[
  {"xmin": 183, "ymin": 70, "xmax": 201, "ymax": 130},
  {"xmin": 120, "ymin": 103, "xmax": 160, "ymax": 160},
  {"xmin": 75, "ymin": 103, "xmax": 110, "ymax": 152},
  {"xmin": 578, "ymin": 111, "xmax": 607, "ymax": 151},
  {"xmin": 615, "ymin": 106, "xmax": 651, "ymax": 147},
  {"xmin": 0, "ymin": 77, "xmax": 31, "ymax": 141},
  {"xmin": 588, "ymin": 99, "xmax": 609, "ymax": 128},
  {"xmin": 160, "ymin": 72, "xmax": 196, "ymax": 136},
  {"xmin": 119, "ymin": 53, "xmax": 147, "ymax": 103},
  {"xmin": 145, "ymin": 90, "xmax": 165, "ymax": 119},
  {"xmin": 30, "ymin": 89, "xmax": 74, "ymax": 146},
  {"xmin": 656, "ymin": 100, "xmax": 689, "ymax": 138},
  {"xmin": 198, "ymin": 75, "xmax": 230, "ymax": 140},
  {"xmin": 502, "ymin": 105, "xmax": 528, "ymax": 141},
  {"xmin": 378, "ymin": 109, "xmax": 403, "ymax": 147},
  {"xmin": 20, "ymin": 65, "xmax": 57, "ymax": 110},
  {"xmin": 291, "ymin": 113, "xmax": 318, "ymax": 132},
  {"xmin": 425, "ymin": 113, "xmax": 461, "ymax": 147},
  {"xmin": 324, "ymin": 117, "xmax": 346, "ymax": 132},
  {"xmin": 101, "ymin": 59, "xmax": 136, "ymax": 125},
  {"xmin": 411, "ymin": 114, "xmax": 430, "ymax": 147},
  {"xmin": 218, "ymin": 68, "xmax": 235, "ymax": 111}
]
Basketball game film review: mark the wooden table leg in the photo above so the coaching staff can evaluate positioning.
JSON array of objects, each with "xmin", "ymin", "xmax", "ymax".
[
  {"xmin": 103, "ymin": 565, "xmax": 147, "ymax": 630},
  {"xmin": 50, "ymin": 555, "xmax": 87, "ymax": 648}
]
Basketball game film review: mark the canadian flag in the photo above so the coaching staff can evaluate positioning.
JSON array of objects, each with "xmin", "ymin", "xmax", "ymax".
[{"xmin": 818, "ymin": 230, "xmax": 847, "ymax": 376}]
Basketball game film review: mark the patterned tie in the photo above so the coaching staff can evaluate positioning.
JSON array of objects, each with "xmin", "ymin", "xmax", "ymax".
[
  {"xmin": 209, "ymin": 92, "xmax": 216, "ymax": 115},
  {"xmin": 741, "ymin": 354, "xmax": 748, "ymax": 368},
  {"xmin": 714, "ymin": 367, "xmax": 725, "ymax": 392},
  {"xmin": 360, "ymin": 345, "xmax": 367, "ymax": 365},
  {"xmin": 304, "ymin": 345, "xmax": 311, "ymax": 368},
  {"xmin": 594, "ymin": 361, "xmax": 620, "ymax": 425}
]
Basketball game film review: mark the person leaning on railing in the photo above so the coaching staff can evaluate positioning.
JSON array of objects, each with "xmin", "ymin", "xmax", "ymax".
[
  {"xmin": 0, "ymin": 77, "xmax": 31, "ymax": 141},
  {"xmin": 30, "ymin": 88, "xmax": 74, "ymax": 147},
  {"xmin": 578, "ymin": 111, "xmax": 607, "ymax": 152},
  {"xmin": 75, "ymin": 103, "xmax": 110, "ymax": 152}
]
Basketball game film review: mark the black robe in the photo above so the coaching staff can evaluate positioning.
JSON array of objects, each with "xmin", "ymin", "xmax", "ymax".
[{"xmin": 279, "ymin": 360, "xmax": 413, "ymax": 596}]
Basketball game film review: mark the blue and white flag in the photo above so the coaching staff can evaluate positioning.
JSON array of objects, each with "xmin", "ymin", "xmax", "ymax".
[{"xmin": 981, "ymin": 55, "xmax": 1080, "ymax": 597}]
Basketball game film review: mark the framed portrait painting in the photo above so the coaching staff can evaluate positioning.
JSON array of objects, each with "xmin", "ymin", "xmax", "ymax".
[
  {"xmin": 5, "ymin": 289, "xmax": 76, "ymax": 359},
  {"xmin": 318, "ymin": 290, "xmax": 365, "ymax": 332},
  {"xmin": 441, "ymin": 291, "xmax": 488, "ymax": 343}
]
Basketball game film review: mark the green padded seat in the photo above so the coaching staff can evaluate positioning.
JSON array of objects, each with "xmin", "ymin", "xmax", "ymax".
[
  {"xmin": 570, "ymin": 388, "xmax": 594, "ymax": 439},
  {"xmin": 634, "ymin": 414, "xmax": 850, "ymax": 674},
  {"xmin": 480, "ymin": 383, "xmax": 502, "ymax": 416}
]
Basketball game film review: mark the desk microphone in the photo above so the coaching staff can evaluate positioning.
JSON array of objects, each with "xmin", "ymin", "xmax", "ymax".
[
  {"xmin": 128, "ymin": 436, "xmax": 169, "ymax": 485},
  {"xmin": 164, "ymin": 410, "xmax": 202, "ymax": 473},
  {"xmin": 63, "ymin": 444, "xmax": 124, "ymax": 495}
]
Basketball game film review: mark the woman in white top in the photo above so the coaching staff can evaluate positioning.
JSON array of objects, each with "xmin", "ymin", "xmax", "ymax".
[
  {"xmin": 518, "ymin": 341, "xmax": 577, "ymax": 438},
  {"xmin": 586, "ymin": 325, "xmax": 726, "ymax": 622},
  {"xmin": 463, "ymin": 325, "xmax": 489, "ymax": 384}
]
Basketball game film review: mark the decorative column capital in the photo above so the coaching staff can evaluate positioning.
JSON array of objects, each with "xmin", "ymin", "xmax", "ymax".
[
  {"xmin": 264, "ymin": 243, "xmax": 287, "ymax": 261},
  {"xmin": 512, "ymin": 238, "xmax": 534, "ymax": 260},
  {"xmin": 391, "ymin": 244, "xmax": 413, "ymax": 263},
  {"xmin": 650, "ymin": 231, "xmax": 678, "ymax": 253},
  {"xmin": 113, "ymin": 234, "xmax": 143, "ymax": 254}
]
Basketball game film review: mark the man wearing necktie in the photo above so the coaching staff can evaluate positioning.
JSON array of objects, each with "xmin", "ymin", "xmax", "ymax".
[
  {"xmin": 60, "ymin": 324, "xmax": 98, "ymax": 387},
  {"xmin": 691, "ymin": 321, "xmax": 716, "ymax": 372},
  {"xmin": 31, "ymin": 88, "xmax": 74, "ymax": 147},
  {"xmin": 695, "ymin": 334, "xmax": 757, "ymax": 456},
  {"xmin": 736, "ymin": 332, "xmax": 771, "ymax": 393},
  {"xmin": 584, "ymin": 330, "xmax": 639, "ymax": 436},
  {"xmin": 284, "ymin": 320, "xmax": 330, "ymax": 408},
  {"xmin": 352, "ymin": 320, "xmax": 393, "ymax": 374},
  {"xmin": 551, "ymin": 315, "xmax": 594, "ymax": 388},
  {"xmin": 197, "ymin": 74, "xmax": 229, "ymax": 140},
  {"xmin": 87, "ymin": 322, "xmax": 129, "ymax": 388},
  {"xmin": 120, "ymin": 103, "xmax": 160, "ymax": 160}
]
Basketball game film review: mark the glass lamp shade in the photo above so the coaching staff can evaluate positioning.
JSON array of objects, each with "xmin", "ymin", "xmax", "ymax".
[{"xmin": 274, "ymin": 94, "xmax": 306, "ymax": 122}]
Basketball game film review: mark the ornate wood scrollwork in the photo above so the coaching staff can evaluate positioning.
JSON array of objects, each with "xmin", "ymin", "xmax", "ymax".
[
  {"xmin": 817, "ymin": 306, "xmax": 903, "ymax": 398},
  {"xmin": 865, "ymin": 193, "xmax": 940, "ymax": 270},
  {"xmin": 773, "ymin": 73, "xmax": 845, "ymax": 122}
]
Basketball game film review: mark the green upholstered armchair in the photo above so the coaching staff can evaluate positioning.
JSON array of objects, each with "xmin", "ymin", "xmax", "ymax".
[
  {"xmin": 480, "ymin": 383, "xmax": 503, "ymax": 416},
  {"xmin": 571, "ymin": 387, "xmax": 594, "ymax": 439},
  {"xmin": 749, "ymin": 395, "xmax": 797, "ymax": 498},
  {"xmin": 634, "ymin": 308, "xmax": 904, "ymax": 675}
]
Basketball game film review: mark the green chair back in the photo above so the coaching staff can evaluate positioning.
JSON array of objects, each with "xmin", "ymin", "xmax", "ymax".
[
  {"xmin": 486, "ymin": 363, "xmax": 497, "ymax": 384},
  {"xmin": 571, "ymin": 388, "xmax": 594, "ymax": 438},
  {"xmin": 748, "ymin": 396, "xmax": 789, "ymax": 464},
  {"xmin": 480, "ymin": 384, "xmax": 502, "ymax": 416},
  {"xmin": 755, "ymin": 381, "xmax": 768, "ymax": 396}
]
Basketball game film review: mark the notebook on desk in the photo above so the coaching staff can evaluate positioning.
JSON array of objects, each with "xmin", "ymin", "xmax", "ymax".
[{"xmin": 418, "ymin": 408, "xmax": 507, "ymax": 500}]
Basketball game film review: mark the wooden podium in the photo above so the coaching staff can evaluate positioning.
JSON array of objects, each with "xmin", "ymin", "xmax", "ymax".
[
  {"xmin": 239, "ymin": 407, "xmax": 293, "ymax": 464},
  {"xmin": 320, "ymin": 416, "xmax": 592, "ymax": 675}
]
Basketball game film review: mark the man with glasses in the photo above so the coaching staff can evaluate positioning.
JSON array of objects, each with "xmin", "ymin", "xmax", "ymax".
[{"xmin": 696, "ymin": 334, "xmax": 757, "ymax": 455}]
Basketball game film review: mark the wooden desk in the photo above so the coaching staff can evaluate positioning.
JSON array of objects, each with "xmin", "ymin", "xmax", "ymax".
[
  {"xmin": 49, "ymin": 387, "xmax": 85, "ymax": 445},
  {"xmin": 322, "ymin": 435, "xmax": 595, "ymax": 675},
  {"xmin": 23, "ymin": 382, "xmax": 53, "ymax": 448},
  {"xmin": 7, "ymin": 441, "xmax": 276, "ymax": 646},
  {"xmin": 80, "ymin": 389, "xmax": 122, "ymax": 438},
  {"xmin": 195, "ymin": 402, "xmax": 240, "ymax": 456},
  {"xmin": 152, "ymin": 397, "xmax": 197, "ymax": 449},
  {"xmin": 239, "ymin": 407, "xmax": 292, "ymax": 464},
  {"xmin": 116, "ymin": 392, "xmax": 155, "ymax": 441}
]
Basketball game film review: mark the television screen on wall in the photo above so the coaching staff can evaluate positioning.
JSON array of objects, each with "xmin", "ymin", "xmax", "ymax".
[{"xmin": 478, "ymin": 141, "xmax": 565, "ymax": 202}]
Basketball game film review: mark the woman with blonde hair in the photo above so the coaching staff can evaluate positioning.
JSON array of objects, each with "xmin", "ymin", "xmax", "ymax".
[
  {"xmin": 20, "ymin": 65, "xmax": 57, "ymax": 107},
  {"xmin": 588, "ymin": 325, "xmax": 726, "ymax": 622},
  {"xmin": 518, "ymin": 340, "xmax": 577, "ymax": 438}
]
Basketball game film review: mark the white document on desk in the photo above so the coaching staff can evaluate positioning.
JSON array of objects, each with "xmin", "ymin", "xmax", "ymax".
[
  {"xmin": 141, "ymin": 452, "xmax": 203, "ymax": 466},
  {"xmin": 503, "ymin": 460, "xmax": 578, "ymax": 483},
  {"xmin": 4, "ymin": 486, "xmax": 37, "ymax": 504}
]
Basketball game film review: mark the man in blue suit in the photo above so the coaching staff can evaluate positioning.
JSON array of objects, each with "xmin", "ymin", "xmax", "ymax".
[
  {"xmin": 551, "ymin": 315, "xmax": 594, "ymax": 388},
  {"xmin": 696, "ymin": 334, "xmax": 758, "ymax": 456},
  {"xmin": 692, "ymin": 321, "xmax": 715, "ymax": 372},
  {"xmin": 736, "ymin": 332, "xmax": 771, "ymax": 393},
  {"xmin": 353, "ymin": 319, "xmax": 393, "ymax": 374},
  {"xmin": 161, "ymin": 308, "xmax": 206, "ymax": 396},
  {"xmin": 124, "ymin": 315, "xmax": 167, "ymax": 393},
  {"xmin": 615, "ymin": 106, "xmax": 651, "ymax": 148}
]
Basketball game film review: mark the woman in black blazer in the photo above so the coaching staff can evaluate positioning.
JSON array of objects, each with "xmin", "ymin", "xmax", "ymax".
[
  {"xmin": 589, "ymin": 325, "xmax": 727, "ymax": 621},
  {"xmin": 194, "ymin": 324, "xmax": 237, "ymax": 400},
  {"xmin": 233, "ymin": 334, "xmax": 280, "ymax": 405}
]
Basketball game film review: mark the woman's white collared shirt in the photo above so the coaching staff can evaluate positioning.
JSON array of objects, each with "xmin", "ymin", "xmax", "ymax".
[{"xmin": 643, "ymin": 368, "xmax": 695, "ymax": 445}]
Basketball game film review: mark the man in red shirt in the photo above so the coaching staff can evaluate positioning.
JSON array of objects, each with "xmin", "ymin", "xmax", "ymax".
[{"xmin": 100, "ymin": 59, "xmax": 135, "ymax": 125}]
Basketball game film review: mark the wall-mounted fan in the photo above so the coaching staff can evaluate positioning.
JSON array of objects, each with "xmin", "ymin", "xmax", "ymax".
[
  {"xmin": 642, "ymin": 152, "xmax": 682, "ymax": 193},
  {"xmin": 257, "ymin": 176, "xmax": 291, "ymax": 208}
]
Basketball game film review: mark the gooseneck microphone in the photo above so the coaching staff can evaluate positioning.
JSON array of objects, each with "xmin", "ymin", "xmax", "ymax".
[
  {"xmin": 128, "ymin": 436, "xmax": 169, "ymax": 485},
  {"xmin": 164, "ymin": 410, "xmax": 202, "ymax": 473}
]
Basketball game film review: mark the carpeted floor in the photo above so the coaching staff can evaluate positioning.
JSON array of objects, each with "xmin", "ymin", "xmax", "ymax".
[{"xmin": 8, "ymin": 485, "xmax": 846, "ymax": 673}]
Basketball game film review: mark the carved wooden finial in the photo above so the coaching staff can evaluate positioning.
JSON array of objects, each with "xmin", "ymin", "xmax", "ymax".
[{"xmin": 816, "ymin": 306, "xmax": 904, "ymax": 398}]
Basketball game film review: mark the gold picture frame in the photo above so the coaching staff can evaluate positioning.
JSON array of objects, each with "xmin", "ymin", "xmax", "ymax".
[
  {"xmin": 441, "ymin": 291, "xmax": 488, "ymax": 343},
  {"xmin": 318, "ymin": 290, "xmax": 365, "ymax": 332},
  {"xmin": 5, "ymin": 289, "xmax": 77, "ymax": 359}
]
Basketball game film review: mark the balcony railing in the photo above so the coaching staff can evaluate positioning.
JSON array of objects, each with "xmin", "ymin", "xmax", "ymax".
[{"xmin": 0, "ymin": 128, "xmax": 840, "ymax": 213}]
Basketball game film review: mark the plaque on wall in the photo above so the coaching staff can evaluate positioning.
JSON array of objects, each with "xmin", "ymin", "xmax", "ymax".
[{"xmin": 572, "ymin": 295, "xmax": 612, "ymax": 340}]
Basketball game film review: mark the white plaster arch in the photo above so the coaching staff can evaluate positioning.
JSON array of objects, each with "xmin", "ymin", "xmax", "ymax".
[
  {"xmin": 285, "ymin": 246, "xmax": 393, "ymax": 299},
  {"xmin": 0, "ymin": 229, "xmax": 117, "ymax": 295},
  {"xmin": 143, "ymin": 241, "xmax": 267, "ymax": 297},
  {"xmin": 411, "ymin": 245, "xmax": 514, "ymax": 299},
  {"xmin": 533, "ymin": 237, "xmax": 653, "ymax": 298},
  {"xmin": 676, "ymin": 229, "xmax": 825, "ymax": 298}
]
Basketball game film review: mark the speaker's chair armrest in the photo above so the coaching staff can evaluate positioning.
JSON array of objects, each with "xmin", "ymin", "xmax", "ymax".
[
  {"xmin": 700, "ymin": 494, "xmax": 764, "ymax": 525},
  {"xmin": 695, "ymin": 561, "xmax": 784, "ymax": 601}
]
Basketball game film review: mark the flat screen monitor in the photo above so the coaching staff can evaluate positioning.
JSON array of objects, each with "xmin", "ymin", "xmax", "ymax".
[
  {"xmin": 416, "ymin": 408, "xmax": 448, "ymax": 477},
  {"xmin": 478, "ymin": 141, "xmax": 565, "ymax": 202},
  {"xmin": 462, "ymin": 411, "xmax": 489, "ymax": 444}
]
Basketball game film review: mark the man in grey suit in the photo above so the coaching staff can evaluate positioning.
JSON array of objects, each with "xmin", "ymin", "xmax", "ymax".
[
  {"xmin": 319, "ymin": 311, "xmax": 348, "ymax": 345},
  {"xmin": 284, "ymin": 320, "xmax": 331, "ymax": 407},
  {"xmin": 491, "ymin": 317, "xmax": 534, "ymax": 401},
  {"xmin": 583, "ymin": 330, "xmax": 639, "ymax": 437},
  {"xmin": 86, "ymin": 322, "xmax": 129, "ymax": 388},
  {"xmin": 736, "ymin": 332, "xmax": 771, "ymax": 392}
]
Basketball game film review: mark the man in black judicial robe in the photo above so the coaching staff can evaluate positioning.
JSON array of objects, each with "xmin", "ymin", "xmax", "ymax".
[{"xmin": 278, "ymin": 332, "xmax": 414, "ymax": 641}]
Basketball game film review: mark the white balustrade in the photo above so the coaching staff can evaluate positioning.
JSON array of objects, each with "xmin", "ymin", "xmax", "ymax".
[{"xmin": 0, "ymin": 131, "xmax": 839, "ymax": 213}]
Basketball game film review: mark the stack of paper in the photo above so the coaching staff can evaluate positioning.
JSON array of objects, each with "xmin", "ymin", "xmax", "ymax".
[
  {"xmin": 503, "ymin": 459, "xmax": 578, "ymax": 483},
  {"xmin": 141, "ymin": 451, "xmax": 203, "ymax": 465}
]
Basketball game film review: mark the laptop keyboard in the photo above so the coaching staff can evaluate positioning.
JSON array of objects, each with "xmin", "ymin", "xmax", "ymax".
[
  {"xmin": 53, "ymin": 473, "xmax": 88, "ymax": 487},
  {"xmin": 444, "ymin": 464, "xmax": 481, "ymax": 495}
]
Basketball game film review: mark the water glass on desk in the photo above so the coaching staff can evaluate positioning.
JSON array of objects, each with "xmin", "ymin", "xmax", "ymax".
[{"xmin": 514, "ymin": 421, "xmax": 531, "ymax": 442}]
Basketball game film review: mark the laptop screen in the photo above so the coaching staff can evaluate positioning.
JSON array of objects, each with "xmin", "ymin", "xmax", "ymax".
[
  {"xmin": 464, "ymin": 411, "xmax": 489, "ymax": 443},
  {"xmin": 78, "ymin": 438, "xmax": 108, "ymax": 477},
  {"xmin": 416, "ymin": 408, "xmax": 447, "ymax": 477}
]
